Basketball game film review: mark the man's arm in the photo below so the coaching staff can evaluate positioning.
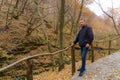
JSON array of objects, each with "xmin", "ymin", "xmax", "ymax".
[
  {"xmin": 73, "ymin": 33, "xmax": 79, "ymax": 45},
  {"xmin": 85, "ymin": 27, "xmax": 94, "ymax": 48},
  {"xmin": 87, "ymin": 27, "xmax": 94, "ymax": 45}
]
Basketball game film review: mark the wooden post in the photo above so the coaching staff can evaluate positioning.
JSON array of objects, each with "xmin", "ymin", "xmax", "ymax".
[
  {"xmin": 51, "ymin": 54, "xmax": 56, "ymax": 71},
  {"xmin": 71, "ymin": 45, "xmax": 75, "ymax": 75},
  {"xmin": 26, "ymin": 59, "xmax": 33, "ymax": 80},
  {"xmin": 108, "ymin": 40, "xmax": 111, "ymax": 55},
  {"xmin": 91, "ymin": 43, "xmax": 94, "ymax": 63}
]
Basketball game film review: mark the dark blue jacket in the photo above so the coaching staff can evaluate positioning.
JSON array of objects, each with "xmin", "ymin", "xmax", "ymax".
[{"xmin": 74, "ymin": 25, "xmax": 94, "ymax": 47}]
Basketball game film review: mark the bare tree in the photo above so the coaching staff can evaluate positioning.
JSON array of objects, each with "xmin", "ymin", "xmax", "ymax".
[
  {"xmin": 75, "ymin": 0, "xmax": 84, "ymax": 35},
  {"xmin": 37, "ymin": 0, "xmax": 52, "ymax": 52},
  {"xmin": 66, "ymin": 0, "xmax": 84, "ymax": 37},
  {"xmin": 21, "ymin": 0, "xmax": 28, "ymax": 14},
  {"xmin": 5, "ymin": 0, "xmax": 13, "ymax": 29},
  {"xmin": 94, "ymin": 0, "xmax": 119, "ymax": 35}
]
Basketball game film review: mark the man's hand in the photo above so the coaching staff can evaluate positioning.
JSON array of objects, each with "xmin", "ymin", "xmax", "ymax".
[
  {"xmin": 71, "ymin": 43, "xmax": 75, "ymax": 46},
  {"xmin": 86, "ymin": 43, "xmax": 90, "ymax": 48}
]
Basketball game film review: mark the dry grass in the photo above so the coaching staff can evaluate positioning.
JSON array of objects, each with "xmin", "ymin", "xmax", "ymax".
[{"xmin": 33, "ymin": 60, "xmax": 91, "ymax": 80}]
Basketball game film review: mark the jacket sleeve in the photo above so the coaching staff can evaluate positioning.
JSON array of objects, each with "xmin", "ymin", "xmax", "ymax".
[
  {"xmin": 73, "ymin": 33, "xmax": 79, "ymax": 44},
  {"xmin": 87, "ymin": 27, "xmax": 94, "ymax": 44}
]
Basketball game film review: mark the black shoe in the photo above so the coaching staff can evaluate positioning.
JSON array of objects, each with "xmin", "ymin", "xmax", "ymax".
[
  {"xmin": 79, "ymin": 70, "xmax": 85, "ymax": 76},
  {"xmin": 77, "ymin": 69, "xmax": 81, "ymax": 71}
]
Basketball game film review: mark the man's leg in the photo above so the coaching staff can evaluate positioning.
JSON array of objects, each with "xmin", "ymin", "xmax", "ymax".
[
  {"xmin": 79, "ymin": 47, "xmax": 88, "ymax": 76},
  {"xmin": 81, "ymin": 47, "xmax": 88, "ymax": 71},
  {"xmin": 77, "ymin": 47, "xmax": 83, "ymax": 71}
]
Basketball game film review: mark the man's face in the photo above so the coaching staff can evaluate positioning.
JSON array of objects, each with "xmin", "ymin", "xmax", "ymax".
[{"xmin": 80, "ymin": 20, "xmax": 86, "ymax": 27}]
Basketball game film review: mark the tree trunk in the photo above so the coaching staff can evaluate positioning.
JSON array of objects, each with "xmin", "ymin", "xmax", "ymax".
[
  {"xmin": 5, "ymin": 0, "xmax": 12, "ymax": 29},
  {"xmin": 14, "ymin": 0, "xmax": 19, "ymax": 8},
  {"xmin": 21, "ymin": 0, "xmax": 28, "ymax": 14},
  {"xmin": 1, "ymin": 0, "xmax": 4, "ymax": 5},
  {"xmin": 37, "ymin": 1, "xmax": 52, "ymax": 52},
  {"xmin": 58, "ymin": 0, "xmax": 65, "ymax": 71},
  {"xmin": 74, "ymin": 0, "xmax": 84, "ymax": 35}
]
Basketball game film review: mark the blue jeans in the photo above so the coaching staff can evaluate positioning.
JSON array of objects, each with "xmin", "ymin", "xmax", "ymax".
[{"xmin": 80, "ymin": 47, "xmax": 88, "ymax": 71}]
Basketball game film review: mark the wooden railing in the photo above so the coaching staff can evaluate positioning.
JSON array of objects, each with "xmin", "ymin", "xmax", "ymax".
[
  {"xmin": 0, "ymin": 35, "xmax": 120, "ymax": 79},
  {"xmin": 71, "ymin": 34, "xmax": 120, "ymax": 75},
  {"xmin": 0, "ymin": 45, "xmax": 73, "ymax": 80}
]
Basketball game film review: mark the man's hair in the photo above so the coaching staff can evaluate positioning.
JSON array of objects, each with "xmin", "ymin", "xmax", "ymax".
[{"xmin": 80, "ymin": 18, "xmax": 86, "ymax": 22}]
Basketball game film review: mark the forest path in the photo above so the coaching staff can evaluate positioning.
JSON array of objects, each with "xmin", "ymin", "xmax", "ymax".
[{"xmin": 71, "ymin": 52, "xmax": 120, "ymax": 80}]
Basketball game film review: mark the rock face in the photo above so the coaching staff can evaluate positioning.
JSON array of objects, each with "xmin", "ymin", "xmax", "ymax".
[{"xmin": 71, "ymin": 52, "xmax": 120, "ymax": 80}]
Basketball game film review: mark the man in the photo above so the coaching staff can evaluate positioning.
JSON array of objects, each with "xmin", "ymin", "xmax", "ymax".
[{"xmin": 73, "ymin": 19, "xmax": 94, "ymax": 76}]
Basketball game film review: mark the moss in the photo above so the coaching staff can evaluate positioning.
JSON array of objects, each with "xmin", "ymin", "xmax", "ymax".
[
  {"xmin": 11, "ymin": 38, "xmax": 43, "ymax": 54},
  {"xmin": 0, "ymin": 48, "xmax": 8, "ymax": 60},
  {"xmin": 63, "ymin": 28, "xmax": 70, "ymax": 34}
]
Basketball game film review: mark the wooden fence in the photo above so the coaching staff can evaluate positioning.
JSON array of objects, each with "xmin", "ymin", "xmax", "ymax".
[
  {"xmin": 0, "ymin": 45, "xmax": 72, "ymax": 80},
  {"xmin": 0, "ymin": 35, "xmax": 120, "ymax": 80}
]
